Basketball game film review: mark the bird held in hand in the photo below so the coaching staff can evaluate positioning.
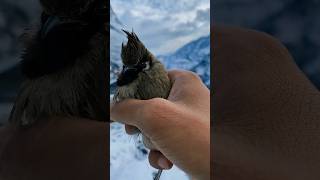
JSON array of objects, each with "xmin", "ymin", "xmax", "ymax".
[{"xmin": 114, "ymin": 30, "xmax": 171, "ymax": 102}]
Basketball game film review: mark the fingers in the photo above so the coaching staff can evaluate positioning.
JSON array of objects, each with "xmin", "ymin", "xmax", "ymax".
[
  {"xmin": 167, "ymin": 70, "xmax": 209, "ymax": 103},
  {"xmin": 168, "ymin": 70, "xmax": 204, "ymax": 88},
  {"xmin": 167, "ymin": 70, "xmax": 210, "ymax": 117},
  {"xmin": 111, "ymin": 98, "xmax": 174, "ymax": 137},
  {"xmin": 148, "ymin": 150, "xmax": 173, "ymax": 170},
  {"xmin": 110, "ymin": 99, "xmax": 146, "ymax": 126},
  {"xmin": 110, "ymin": 70, "xmax": 207, "ymax": 126},
  {"xmin": 125, "ymin": 125, "xmax": 140, "ymax": 135},
  {"xmin": 142, "ymin": 135, "xmax": 157, "ymax": 150}
]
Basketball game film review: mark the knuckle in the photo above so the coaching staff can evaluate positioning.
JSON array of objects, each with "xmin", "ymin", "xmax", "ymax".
[
  {"xmin": 148, "ymin": 98, "xmax": 168, "ymax": 109},
  {"xmin": 176, "ymin": 70, "xmax": 201, "ymax": 81},
  {"xmin": 141, "ymin": 98, "xmax": 166, "ymax": 119},
  {"xmin": 187, "ymin": 71, "xmax": 202, "ymax": 81},
  {"xmin": 169, "ymin": 70, "xmax": 202, "ymax": 84},
  {"xmin": 182, "ymin": 71, "xmax": 202, "ymax": 83}
]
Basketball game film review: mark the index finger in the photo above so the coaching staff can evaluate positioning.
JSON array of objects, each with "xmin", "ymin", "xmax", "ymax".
[
  {"xmin": 168, "ymin": 70, "xmax": 203, "ymax": 84},
  {"xmin": 167, "ymin": 70, "xmax": 209, "ymax": 103},
  {"xmin": 110, "ymin": 99, "xmax": 146, "ymax": 126}
]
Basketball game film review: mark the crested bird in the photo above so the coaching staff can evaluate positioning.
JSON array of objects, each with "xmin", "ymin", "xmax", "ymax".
[
  {"xmin": 114, "ymin": 30, "xmax": 171, "ymax": 102},
  {"xmin": 114, "ymin": 30, "xmax": 172, "ymax": 180},
  {"xmin": 9, "ymin": 0, "xmax": 108, "ymax": 126}
]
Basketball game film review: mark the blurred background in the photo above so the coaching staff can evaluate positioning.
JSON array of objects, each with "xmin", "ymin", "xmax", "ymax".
[
  {"xmin": 0, "ymin": 0, "xmax": 41, "ymax": 125},
  {"xmin": 110, "ymin": 0, "xmax": 210, "ymax": 179},
  {"xmin": 213, "ymin": 0, "xmax": 320, "ymax": 90}
]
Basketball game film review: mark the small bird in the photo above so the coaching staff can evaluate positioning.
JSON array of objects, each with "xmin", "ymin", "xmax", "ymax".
[
  {"xmin": 114, "ymin": 30, "xmax": 171, "ymax": 180},
  {"xmin": 114, "ymin": 30, "xmax": 171, "ymax": 102},
  {"xmin": 9, "ymin": 0, "xmax": 108, "ymax": 126}
]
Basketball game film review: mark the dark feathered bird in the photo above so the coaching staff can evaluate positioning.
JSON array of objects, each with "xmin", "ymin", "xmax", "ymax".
[
  {"xmin": 114, "ymin": 30, "xmax": 171, "ymax": 102},
  {"xmin": 113, "ymin": 30, "xmax": 171, "ymax": 180},
  {"xmin": 9, "ymin": 0, "xmax": 108, "ymax": 126}
]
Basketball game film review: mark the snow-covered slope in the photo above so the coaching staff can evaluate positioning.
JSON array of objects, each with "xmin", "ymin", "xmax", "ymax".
[
  {"xmin": 159, "ymin": 35, "xmax": 210, "ymax": 87},
  {"xmin": 110, "ymin": 7, "xmax": 126, "ymax": 85}
]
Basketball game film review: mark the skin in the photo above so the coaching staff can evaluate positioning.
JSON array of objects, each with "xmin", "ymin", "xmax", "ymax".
[
  {"xmin": 213, "ymin": 26, "xmax": 320, "ymax": 179},
  {"xmin": 0, "ymin": 118, "xmax": 108, "ymax": 180},
  {"xmin": 111, "ymin": 70, "xmax": 211, "ymax": 180}
]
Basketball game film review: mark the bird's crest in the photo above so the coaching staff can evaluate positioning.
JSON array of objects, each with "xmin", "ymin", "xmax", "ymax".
[{"xmin": 121, "ymin": 29, "xmax": 147, "ymax": 66}]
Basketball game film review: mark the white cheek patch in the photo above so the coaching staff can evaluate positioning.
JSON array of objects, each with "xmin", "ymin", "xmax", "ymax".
[{"xmin": 143, "ymin": 61, "xmax": 151, "ymax": 71}]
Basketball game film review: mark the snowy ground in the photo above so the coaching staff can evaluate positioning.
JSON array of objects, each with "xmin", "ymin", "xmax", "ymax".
[{"xmin": 110, "ymin": 123, "xmax": 188, "ymax": 180}]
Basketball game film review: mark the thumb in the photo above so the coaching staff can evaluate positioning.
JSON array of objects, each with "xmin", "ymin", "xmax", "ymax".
[
  {"xmin": 110, "ymin": 98, "xmax": 175, "ymax": 138},
  {"xmin": 110, "ymin": 99, "xmax": 146, "ymax": 126}
]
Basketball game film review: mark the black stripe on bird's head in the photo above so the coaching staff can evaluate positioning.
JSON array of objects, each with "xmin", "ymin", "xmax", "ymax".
[{"xmin": 117, "ymin": 30, "xmax": 151, "ymax": 86}]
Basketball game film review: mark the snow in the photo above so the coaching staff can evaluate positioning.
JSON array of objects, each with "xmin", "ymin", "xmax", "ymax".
[{"xmin": 110, "ymin": 123, "xmax": 188, "ymax": 180}]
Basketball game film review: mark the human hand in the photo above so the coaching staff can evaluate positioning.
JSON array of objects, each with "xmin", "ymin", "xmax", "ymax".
[
  {"xmin": 111, "ymin": 70, "xmax": 210, "ymax": 180},
  {"xmin": 213, "ymin": 26, "xmax": 320, "ymax": 180}
]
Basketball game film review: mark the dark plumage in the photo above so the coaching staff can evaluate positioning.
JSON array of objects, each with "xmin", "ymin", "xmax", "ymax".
[
  {"xmin": 121, "ymin": 30, "xmax": 148, "ymax": 66},
  {"xmin": 21, "ymin": 19, "xmax": 94, "ymax": 78},
  {"xmin": 113, "ymin": 30, "xmax": 171, "ymax": 180},
  {"xmin": 114, "ymin": 30, "xmax": 171, "ymax": 102},
  {"xmin": 9, "ymin": 0, "xmax": 108, "ymax": 126}
]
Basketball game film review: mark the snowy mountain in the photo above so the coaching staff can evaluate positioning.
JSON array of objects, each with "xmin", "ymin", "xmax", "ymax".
[
  {"xmin": 111, "ymin": 0, "xmax": 210, "ymax": 55},
  {"xmin": 110, "ymin": 7, "xmax": 126, "ymax": 85},
  {"xmin": 159, "ymin": 35, "xmax": 210, "ymax": 87}
]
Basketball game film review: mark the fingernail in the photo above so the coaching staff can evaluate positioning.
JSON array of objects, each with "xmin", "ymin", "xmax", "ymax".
[{"xmin": 158, "ymin": 157, "xmax": 170, "ymax": 169}]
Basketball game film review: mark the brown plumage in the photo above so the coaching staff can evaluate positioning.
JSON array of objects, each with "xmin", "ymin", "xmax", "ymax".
[
  {"xmin": 9, "ymin": 0, "xmax": 108, "ymax": 126},
  {"xmin": 114, "ymin": 30, "xmax": 171, "ymax": 102}
]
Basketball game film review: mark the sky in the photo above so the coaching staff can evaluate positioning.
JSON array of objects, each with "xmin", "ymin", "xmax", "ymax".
[{"xmin": 111, "ymin": 0, "xmax": 210, "ymax": 55}]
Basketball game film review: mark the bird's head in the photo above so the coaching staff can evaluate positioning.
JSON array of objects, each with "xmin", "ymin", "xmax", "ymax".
[
  {"xmin": 117, "ymin": 30, "xmax": 153, "ymax": 86},
  {"xmin": 121, "ymin": 30, "xmax": 150, "ymax": 66}
]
